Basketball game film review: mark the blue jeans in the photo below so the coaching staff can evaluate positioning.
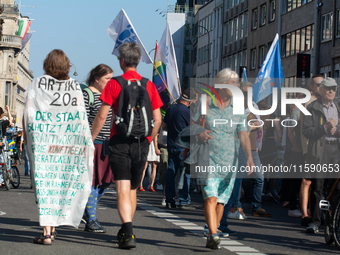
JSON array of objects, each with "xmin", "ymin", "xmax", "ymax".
[
  {"xmin": 23, "ymin": 144, "xmax": 30, "ymax": 176},
  {"xmin": 165, "ymin": 147, "xmax": 191, "ymax": 205},
  {"xmin": 241, "ymin": 148, "xmax": 264, "ymax": 211}
]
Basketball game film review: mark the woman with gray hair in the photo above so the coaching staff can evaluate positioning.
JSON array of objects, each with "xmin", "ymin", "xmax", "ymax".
[{"xmin": 195, "ymin": 68, "xmax": 254, "ymax": 249}]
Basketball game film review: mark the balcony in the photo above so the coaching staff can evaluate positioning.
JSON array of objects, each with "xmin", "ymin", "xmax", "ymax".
[
  {"xmin": 0, "ymin": 34, "xmax": 22, "ymax": 49},
  {"xmin": 0, "ymin": 4, "xmax": 20, "ymax": 15}
]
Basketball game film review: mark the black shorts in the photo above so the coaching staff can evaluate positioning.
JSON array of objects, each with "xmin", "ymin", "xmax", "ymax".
[{"xmin": 109, "ymin": 135, "xmax": 149, "ymax": 188}]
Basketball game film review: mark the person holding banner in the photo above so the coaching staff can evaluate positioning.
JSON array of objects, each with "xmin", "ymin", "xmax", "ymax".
[
  {"xmin": 82, "ymin": 64, "xmax": 114, "ymax": 233},
  {"xmin": 24, "ymin": 49, "xmax": 94, "ymax": 245},
  {"xmin": 91, "ymin": 42, "xmax": 162, "ymax": 249}
]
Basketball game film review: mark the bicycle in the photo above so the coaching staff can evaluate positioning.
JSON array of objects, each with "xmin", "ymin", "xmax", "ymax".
[
  {"xmin": 320, "ymin": 178, "xmax": 340, "ymax": 249},
  {"xmin": 1, "ymin": 132, "xmax": 20, "ymax": 190}
]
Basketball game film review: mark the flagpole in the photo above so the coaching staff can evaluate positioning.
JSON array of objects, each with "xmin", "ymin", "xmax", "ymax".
[
  {"xmin": 152, "ymin": 62, "xmax": 177, "ymax": 103},
  {"xmin": 177, "ymin": 77, "xmax": 182, "ymax": 95}
]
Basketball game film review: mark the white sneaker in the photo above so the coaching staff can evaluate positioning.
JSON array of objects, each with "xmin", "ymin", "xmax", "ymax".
[
  {"xmin": 161, "ymin": 198, "xmax": 166, "ymax": 207},
  {"xmin": 228, "ymin": 211, "xmax": 246, "ymax": 220},
  {"xmin": 288, "ymin": 209, "xmax": 302, "ymax": 218},
  {"xmin": 156, "ymin": 184, "xmax": 163, "ymax": 190}
]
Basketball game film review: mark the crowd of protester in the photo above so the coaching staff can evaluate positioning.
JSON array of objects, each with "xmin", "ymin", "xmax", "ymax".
[{"xmin": 2, "ymin": 42, "xmax": 339, "ymax": 250}]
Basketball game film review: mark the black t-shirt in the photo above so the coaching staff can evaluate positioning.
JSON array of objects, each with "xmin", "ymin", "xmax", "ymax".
[
  {"xmin": 1, "ymin": 120, "xmax": 9, "ymax": 138},
  {"xmin": 164, "ymin": 103, "xmax": 190, "ymax": 149}
]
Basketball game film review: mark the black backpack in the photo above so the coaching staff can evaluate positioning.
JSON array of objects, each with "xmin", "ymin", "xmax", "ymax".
[{"xmin": 114, "ymin": 76, "xmax": 154, "ymax": 139}]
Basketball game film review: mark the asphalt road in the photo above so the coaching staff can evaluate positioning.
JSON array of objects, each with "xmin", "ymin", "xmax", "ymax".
[{"xmin": 0, "ymin": 164, "xmax": 339, "ymax": 255}]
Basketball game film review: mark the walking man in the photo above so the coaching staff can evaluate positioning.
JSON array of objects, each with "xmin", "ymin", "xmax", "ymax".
[
  {"xmin": 91, "ymin": 42, "xmax": 162, "ymax": 248},
  {"xmin": 302, "ymin": 77, "xmax": 340, "ymax": 233}
]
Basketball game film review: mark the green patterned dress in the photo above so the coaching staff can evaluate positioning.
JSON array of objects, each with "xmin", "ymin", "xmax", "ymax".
[{"xmin": 201, "ymin": 99, "xmax": 247, "ymax": 204}]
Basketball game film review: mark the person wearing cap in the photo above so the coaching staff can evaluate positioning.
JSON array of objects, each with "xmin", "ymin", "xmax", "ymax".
[
  {"xmin": 162, "ymin": 87, "xmax": 198, "ymax": 209},
  {"xmin": 302, "ymin": 77, "xmax": 340, "ymax": 233}
]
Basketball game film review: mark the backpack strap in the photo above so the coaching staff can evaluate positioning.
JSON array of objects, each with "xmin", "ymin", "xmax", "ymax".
[
  {"xmin": 113, "ymin": 76, "xmax": 127, "ymax": 88},
  {"xmin": 140, "ymin": 77, "xmax": 149, "ymax": 88},
  {"xmin": 83, "ymin": 87, "xmax": 94, "ymax": 107}
]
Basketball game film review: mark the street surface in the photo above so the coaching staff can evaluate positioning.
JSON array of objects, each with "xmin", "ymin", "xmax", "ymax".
[{"xmin": 0, "ymin": 164, "xmax": 339, "ymax": 255}]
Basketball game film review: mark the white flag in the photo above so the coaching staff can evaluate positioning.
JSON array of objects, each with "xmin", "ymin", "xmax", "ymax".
[
  {"xmin": 106, "ymin": 9, "xmax": 152, "ymax": 64},
  {"xmin": 158, "ymin": 20, "xmax": 180, "ymax": 103}
]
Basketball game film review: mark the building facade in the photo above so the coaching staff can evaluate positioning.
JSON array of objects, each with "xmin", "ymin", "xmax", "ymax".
[
  {"xmin": 222, "ymin": 0, "xmax": 248, "ymax": 77},
  {"xmin": 0, "ymin": 0, "xmax": 33, "ymax": 128}
]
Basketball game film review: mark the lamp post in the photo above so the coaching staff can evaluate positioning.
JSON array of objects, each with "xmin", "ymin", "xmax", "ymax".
[{"xmin": 185, "ymin": 24, "xmax": 210, "ymax": 78}]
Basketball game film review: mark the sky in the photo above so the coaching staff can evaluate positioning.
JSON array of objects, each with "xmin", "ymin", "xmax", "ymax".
[{"xmin": 21, "ymin": 0, "xmax": 177, "ymax": 83}]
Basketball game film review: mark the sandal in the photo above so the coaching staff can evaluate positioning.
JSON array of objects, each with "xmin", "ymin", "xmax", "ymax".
[
  {"xmin": 149, "ymin": 186, "xmax": 156, "ymax": 192},
  {"xmin": 139, "ymin": 186, "xmax": 145, "ymax": 192},
  {"xmin": 51, "ymin": 230, "xmax": 57, "ymax": 241},
  {"xmin": 33, "ymin": 234, "xmax": 52, "ymax": 245}
]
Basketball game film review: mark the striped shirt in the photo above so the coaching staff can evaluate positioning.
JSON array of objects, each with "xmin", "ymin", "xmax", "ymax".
[{"xmin": 83, "ymin": 90, "xmax": 113, "ymax": 141}]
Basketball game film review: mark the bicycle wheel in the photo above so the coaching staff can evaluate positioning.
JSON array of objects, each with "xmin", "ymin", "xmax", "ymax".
[
  {"xmin": 332, "ymin": 198, "xmax": 340, "ymax": 249},
  {"xmin": 324, "ymin": 210, "xmax": 334, "ymax": 245},
  {"xmin": 10, "ymin": 165, "xmax": 20, "ymax": 189},
  {"xmin": 2, "ymin": 168, "xmax": 10, "ymax": 190}
]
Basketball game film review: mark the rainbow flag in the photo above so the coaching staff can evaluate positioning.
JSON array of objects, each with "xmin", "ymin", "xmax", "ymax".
[
  {"xmin": 152, "ymin": 41, "xmax": 167, "ymax": 94},
  {"xmin": 16, "ymin": 19, "xmax": 31, "ymax": 40}
]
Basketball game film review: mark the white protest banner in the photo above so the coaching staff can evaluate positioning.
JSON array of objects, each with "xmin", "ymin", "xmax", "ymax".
[{"xmin": 24, "ymin": 75, "xmax": 94, "ymax": 228}]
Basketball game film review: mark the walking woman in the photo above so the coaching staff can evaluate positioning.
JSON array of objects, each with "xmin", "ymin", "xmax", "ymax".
[
  {"xmin": 197, "ymin": 69, "xmax": 254, "ymax": 249},
  {"xmin": 82, "ymin": 64, "xmax": 114, "ymax": 232},
  {"xmin": 24, "ymin": 49, "xmax": 94, "ymax": 245}
]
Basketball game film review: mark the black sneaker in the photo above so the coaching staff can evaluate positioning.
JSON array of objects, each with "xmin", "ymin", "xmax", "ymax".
[
  {"xmin": 117, "ymin": 233, "xmax": 136, "ymax": 249},
  {"xmin": 205, "ymin": 234, "xmax": 221, "ymax": 250},
  {"xmin": 84, "ymin": 219, "xmax": 106, "ymax": 233},
  {"xmin": 166, "ymin": 202, "xmax": 177, "ymax": 209}
]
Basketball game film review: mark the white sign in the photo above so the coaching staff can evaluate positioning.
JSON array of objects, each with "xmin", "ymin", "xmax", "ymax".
[{"xmin": 24, "ymin": 75, "xmax": 94, "ymax": 228}]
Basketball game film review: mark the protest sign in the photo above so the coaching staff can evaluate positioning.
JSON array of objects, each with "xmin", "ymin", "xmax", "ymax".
[{"xmin": 24, "ymin": 75, "xmax": 94, "ymax": 228}]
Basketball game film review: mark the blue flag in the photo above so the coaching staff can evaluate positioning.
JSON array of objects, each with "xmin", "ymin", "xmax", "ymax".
[
  {"xmin": 253, "ymin": 34, "xmax": 284, "ymax": 103},
  {"xmin": 242, "ymin": 67, "xmax": 248, "ymax": 82}
]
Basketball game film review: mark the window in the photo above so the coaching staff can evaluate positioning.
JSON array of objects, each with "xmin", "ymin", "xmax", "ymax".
[
  {"xmin": 281, "ymin": 24, "xmax": 314, "ymax": 57},
  {"xmin": 296, "ymin": 29, "xmax": 300, "ymax": 53},
  {"xmin": 321, "ymin": 13, "xmax": 332, "ymax": 41},
  {"xmin": 258, "ymin": 46, "xmax": 265, "ymax": 67},
  {"xmin": 242, "ymin": 50, "xmax": 247, "ymax": 66},
  {"xmin": 281, "ymin": 35, "xmax": 286, "ymax": 57},
  {"xmin": 239, "ymin": 14, "xmax": 244, "ymax": 39},
  {"xmin": 337, "ymin": 9, "xmax": 340, "ymax": 37},
  {"xmin": 251, "ymin": 49, "xmax": 256, "ymax": 69},
  {"xmin": 234, "ymin": 17, "xmax": 238, "ymax": 41},
  {"xmin": 286, "ymin": 33, "xmax": 291, "ymax": 57},
  {"xmin": 269, "ymin": 0, "xmax": 275, "ymax": 22},
  {"xmin": 283, "ymin": 0, "xmax": 311, "ymax": 14},
  {"xmin": 261, "ymin": 4, "xmax": 266, "ymax": 26},
  {"xmin": 5, "ymin": 82, "xmax": 10, "ymax": 107},
  {"xmin": 300, "ymin": 28, "xmax": 305, "ymax": 52},
  {"xmin": 252, "ymin": 8, "xmax": 258, "ymax": 30},
  {"xmin": 230, "ymin": 20, "xmax": 234, "ymax": 42},
  {"xmin": 291, "ymin": 31, "xmax": 296, "ymax": 55}
]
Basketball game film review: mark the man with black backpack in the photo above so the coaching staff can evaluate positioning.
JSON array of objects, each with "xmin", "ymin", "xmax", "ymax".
[{"xmin": 91, "ymin": 42, "xmax": 162, "ymax": 249}]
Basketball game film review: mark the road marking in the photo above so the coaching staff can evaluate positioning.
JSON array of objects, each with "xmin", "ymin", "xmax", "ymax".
[
  {"xmin": 137, "ymin": 200, "xmax": 267, "ymax": 254},
  {"xmin": 0, "ymin": 211, "xmax": 6, "ymax": 216},
  {"xmin": 108, "ymin": 189, "xmax": 267, "ymax": 254}
]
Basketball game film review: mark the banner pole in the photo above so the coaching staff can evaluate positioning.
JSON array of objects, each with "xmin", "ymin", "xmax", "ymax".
[{"xmin": 152, "ymin": 62, "xmax": 177, "ymax": 104}]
